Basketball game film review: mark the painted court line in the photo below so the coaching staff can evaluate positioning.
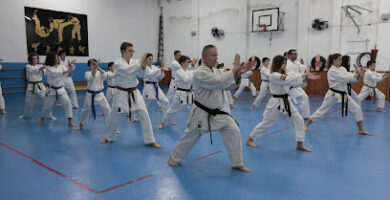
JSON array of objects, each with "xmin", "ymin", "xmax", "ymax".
[
  {"xmin": 0, "ymin": 141, "xmax": 153, "ymax": 194},
  {"xmin": 193, "ymin": 150, "xmax": 222, "ymax": 162},
  {"xmin": 96, "ymin": 175, "xmax": 153, "ymax": 194},
  {"xmin": 266, "ymin": 127, "xmax": 289, "ymax": 137},
  {"xmin": 0, "ymin": 141, "xmax": 67, "ymax": 178},
  {"xmin": 70, "ymin": 179, "xmax": 95, "ymax": 192},
  {"xmin": 324, "ymin": 108, "xmax": 342, "ymax": 117}
]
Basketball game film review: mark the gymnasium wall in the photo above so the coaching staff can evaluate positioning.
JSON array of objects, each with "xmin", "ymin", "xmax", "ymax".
[
  {"xmin": 162, "ymin": 0, "xmax": 390, "ymax": 71},
  {"xmin": 0, "ymin": 0, "xmax": 160, "ymax": 92}
]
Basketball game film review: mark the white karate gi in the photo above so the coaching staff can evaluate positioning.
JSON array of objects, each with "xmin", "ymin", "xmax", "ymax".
[
  {"xmin": 311, "ymin": 66, "xmax": 363, "ymax": 122},
  {"xmin": 252, "ymin": 66, "xmax": 271, "ymax": 107},
  {"xmin": 142, "ymin": 65, "xmax": 169, "ymax": 112},
  {"xmin": 0, "ymin": 64, "xmax": 5, "ymax": 110},
  {"xmin": 170, "ymin": 65, "xmax": 244, "ymax": 167},
  {"xmin": 249, "ymin": 72, "xmax": 305, "ymax": 143},
  {"xmin": 104, "ymin": 58, "xmax": 156, "ymax": 144},
  {"xmin": 162, "ymin": 67, "xmax": 193, "ymax": 124},
  {"xmin": 22, "ymin": 64, "xmax": 46, "ymax": 118},
  {"xmin": 166, "ymin": 60, "xmax": 181, "ymax": 103},
  {"xmin": 106, "ymin": 71, "xmax": 116, "ymax": 106},
  {"xmin": 233, "ymin": 70, "xmax": 257, "ymax": 98},
  {"xmin": 58, "ymin": 58, "xmax": 79, "ymax": 107},
  {"xmin": 286, "ymin": 59, "xmax": 310, "ymax": 118},
  {"xmin": 358, "ymin": 69, "xmax": 386, "ymax": 109},
  {"xmin": 41, "ymin": 65, "xmax": 73, "ymax": 119},
  {"xmin": 79, "ymin": 71, "xmax": 111, "ymax": 126}
]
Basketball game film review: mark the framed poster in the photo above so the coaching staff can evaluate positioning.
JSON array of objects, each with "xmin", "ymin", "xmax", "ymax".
[{"xmin": 24, "ymin": 6, "xmax": 89, "ymax": 56}]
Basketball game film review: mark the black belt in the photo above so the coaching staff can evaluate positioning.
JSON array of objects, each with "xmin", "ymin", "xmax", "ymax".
[
  {"xmin": 107, "ymin": 85, "xmax": 116, "ymax": 88},
  {"xmin": 145, "ymin": 81, "xmax": 159, "ymax": 101},
  {"xmin": 272, "ymin": 94, "xmax": 291, "ymax": 117},
  {"xmin": 47, "ymin": 84, "xmax": 63, "ymax": 100},
  {"xmin": 330, "ymin": 88, "xmax": 348, "ymax": 117},
  {"xmin": 347, "ymin": 83, "xmax": 352, "ymax": 96},
  {"xmin": 116, "ymin": 86, "xmax": 137, "ymax": 121},
  {"xmin": 87, "ymin": 89, "xmax": 104, "ymax": 120},
  {"xmin": 28, "ymin": 80, "xmax": 43, "ymax": 94},
  {"xmin": 177, "ymin": 87, "xmax": 193, "ymax": 104},
  {"xmin": 194, "ymin": 100, "xmax": 238, "ymax": 145},
  {"xmin": 364, "ymin": 84, "xmax": 377, "ymax": 104}
]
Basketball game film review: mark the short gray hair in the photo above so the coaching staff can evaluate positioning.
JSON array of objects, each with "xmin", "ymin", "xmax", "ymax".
[{"xmin": 202, "ymin": 45, "xmax": 216, "ymax": 57}]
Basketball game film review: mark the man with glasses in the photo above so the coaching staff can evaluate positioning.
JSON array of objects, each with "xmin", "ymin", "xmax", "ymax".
[{"xmin": 286, "ymin": 49, "xmax": 311, "ymax": 120}]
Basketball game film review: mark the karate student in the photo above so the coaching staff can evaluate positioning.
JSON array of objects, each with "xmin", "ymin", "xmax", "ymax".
[
  {"xmin": 168, "ymin": 45, "xmax": 251, "ymax": 172},
  {"xmin": 142, "ymin": 53, "xmax": 170, "ymax": 113},
  {"xmin": 100, "ymin": 42, "xmax": 160, "ymax": 148},
  {"xmin": 250, "ymin": 57, "xmax": 271, "ymax": 110},
  {"xmin": 233, "ymin": 62, "xmax": 257, "ymax": 100},
  {"xmin": 305, "ymin": 53, "xmax": 372, "ymax": 136},
  {"xmin": 246, "ymin": 55, "xmax": 319, "ymax": 152},
  {"xmin": 19, "ymin": 53, "xmax": 55, "ymax": 119},
  {"xmin": 36, "ymin": 52, "xmax": 75, "ymax": 126},
  {"xmin": 166, "ymin": 50, "xmax": 182, "ymax": 103},
  {"xmin": 158, "ymin": 55, "xmax": 193, "ymax": 129},
  {"xmin": 0, "ymin": 58, "xmax": 6, "ymax": 114},
  {"xmin": 358, "ymin": 61, "xmax": 389, "ymax": 112},
  {"xmin": 106, "ymin": 62, "xmax": 116, "ymax": 107},
  {"xmin": 341, "ymin": 55, "xmax": 361, "ymax": 104},
  {"xmin": 57, "ymin": 51, "xmax": 79, "ymax": 109},
  {"xmin": 286, "ymin": 49, "xmax": 311, "ymax": 119},
  {"xmin": 75, "ymin": 59, "xmax": 111, "ymax": 130}
]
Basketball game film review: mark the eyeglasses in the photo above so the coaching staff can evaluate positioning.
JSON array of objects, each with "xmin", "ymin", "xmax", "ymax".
[{"xmin": 124, "ymin": 50, "xmax": 135, "ymax": 53}]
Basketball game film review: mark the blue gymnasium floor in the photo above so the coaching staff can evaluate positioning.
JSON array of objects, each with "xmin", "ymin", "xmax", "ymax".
[{"xmin": 0, "ymin": 90, "xmax": 389, "ymax": 200}]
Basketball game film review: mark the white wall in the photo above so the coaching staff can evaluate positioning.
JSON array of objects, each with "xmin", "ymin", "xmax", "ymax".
[
  {"xmin": 162, "ymin": 0, "xmax": 390, "ymax": 70},
  {"xmin": 0, "ymin": 0, "xmax": 160, "ymax": 63}
]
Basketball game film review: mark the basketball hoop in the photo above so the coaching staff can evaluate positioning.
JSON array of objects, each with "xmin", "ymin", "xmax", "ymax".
[{"xmin": 256, "ymin": 24, "xmax": 267, "ymax": 32}]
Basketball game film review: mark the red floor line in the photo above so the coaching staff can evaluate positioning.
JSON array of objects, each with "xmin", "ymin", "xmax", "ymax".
[
  {"xmin": 136, "ymin": 175, "xmax": 153, "ymax": 181},
  {"xmin": 96, "ymin": 184, "xmax": 125, "ymax": 194},
  {"xmin": 324, "ymin": 108, "xmax": 342, "ymax": 117},
  {"xmin": 265, "ymin": 127, "xmax": 289, "ymax": 137},
  {"xmin": 0, "ymin": 141, "xmax": 66, "ymax": 178},
  {"xmin": 96, "ymin": 174, "xmax": 153, "ymax": 194},
  {"xmin": 193, "ymin": 150, "xmax": 222, "ymax": 162},
  {"xmin": 70, "ymin": 179, "xmax": 95, "ymax": 192}
]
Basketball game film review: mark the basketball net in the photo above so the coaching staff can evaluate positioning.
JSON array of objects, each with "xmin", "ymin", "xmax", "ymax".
[{"xmin": 257, "ymin": 24, "xmax": 267, "ymax": 32}]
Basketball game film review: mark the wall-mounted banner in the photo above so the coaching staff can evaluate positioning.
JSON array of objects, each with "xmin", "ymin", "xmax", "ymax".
[{"xmin": 24, "ymin": 7, "xmax": 89, "ymax": 56}]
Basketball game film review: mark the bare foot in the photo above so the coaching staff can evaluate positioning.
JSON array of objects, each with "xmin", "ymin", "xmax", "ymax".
[
  {"xmin": 171, "ymin": 122, "xmax": 176, "ymax": 126},
  {"xmin": 36, "ymin": 119, "xmax": 44, "ymax": 125},
  {"xmin": 1, "ymin": 110, "xmax": 7, "ymax": 114},
  {"xmin": 147, "ymin": 142, "xmax": 161, "ymax": 149},
  {"xmin": 358, "ymin": 130, "xmax": 373, "ymax": 136},
  {"xmin": 296, "ymin": 144, "xmax": 312, "ymax": 152},
  {"xmin": 158, "ymin": 107, "xmax": 163, "ymax": 112},
  {"xmin": 100, "ymin": 138, "xmax": 109, "ymax": 144},
  {"xmin": 158, "ymin": 122, "xmax": 164, "ymax": 129},
  {"xmin": 230, "ymin": 104, "xmax": 236, "ymax": 108},
  {"xmin": 376, "ymin": 108, "xmax": 386, "ymax": 113},
  {"xmin": 75, "ymin": 125, "xmax": 82, "ymax": 131},
  {"xmin": 232, "ymin": 166, "xmax": 251, "ymax": 172},
  {"xmin": 168, "ymin": 156, "xmax": 179, "ymax": 167},
  {"xmin": 304, "ymin": 125, "xmax": 308, "ymax": 131},
  {"xmin": 246, "ymin": 138, "xmax": 258, "ymax": 148},
  {"xmin": 131, "ymin": 118, "xmax": 138, "ymax": 123},
  {"xmin": 250, "ymin": 105, "xmax": 255, "ymax": 110},
  {"xmin": 68, "ymin": 122, "xmax": 76, "ymax": 127}
]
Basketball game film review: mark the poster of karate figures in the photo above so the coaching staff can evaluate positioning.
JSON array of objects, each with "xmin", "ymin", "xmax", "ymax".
[{"xmin": 24, "ymin": 7, "xmax": 89, "ymax": 56}]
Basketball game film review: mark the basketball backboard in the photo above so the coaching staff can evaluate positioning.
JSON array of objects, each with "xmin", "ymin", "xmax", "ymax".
[{"xmin": 252, "ymin": 8, "xmax": 280, "ymax": 32}]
